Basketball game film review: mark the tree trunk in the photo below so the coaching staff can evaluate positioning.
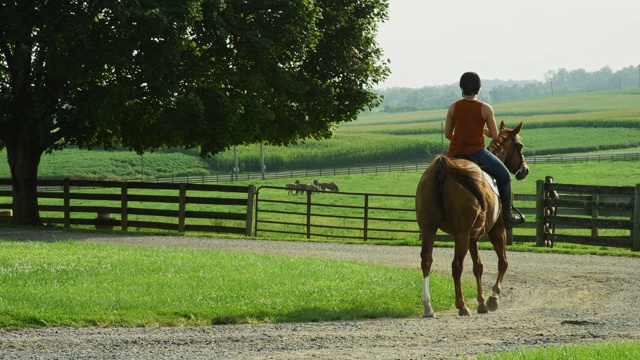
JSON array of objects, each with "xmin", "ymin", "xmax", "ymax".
[{"xmin": 7, "ymin": 141, "xmax": 43, "ymax": 226}]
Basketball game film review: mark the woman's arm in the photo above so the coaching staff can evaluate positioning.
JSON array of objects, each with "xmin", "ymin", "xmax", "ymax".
[
  {"xmin": 482, "ymin": 103, "xmax": 499, "ymax": 139},
  {"xmin": 444, "ymin": 103, "xmax": 455, "ymax": 140}
]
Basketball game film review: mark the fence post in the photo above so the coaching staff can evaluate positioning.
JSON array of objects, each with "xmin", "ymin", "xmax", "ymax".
[
  {"xmin": 120, "ymin": 182, "xmax": 128, "ymax": 231},
  {"xmin": 591, "ymin": 194, "xmax": 599, "ymax": 237},
  {"xmin": 178, "ymin": 183, "xmax": 186, "ymax": 232},
  {"xmin": 535, "ymin": 179, "xmax": 545, "ymax": 247},
  {"xmin": 363, "ymin": 194, "xmax": 369, "ymax": 241},
  {"xmin": 633, "ymin": 183, "xmax": 640, "ymax": 252},
  {"xmin": 63, "ymin": 178, "xmax": 71, "ymax": 228},
  {"xmin": 245, "ymin": 185, "xmax": 255, "ymax": 236},
  {"xmin": 306, "ymin": 190, "xmax": 312, "ymax": 239}
]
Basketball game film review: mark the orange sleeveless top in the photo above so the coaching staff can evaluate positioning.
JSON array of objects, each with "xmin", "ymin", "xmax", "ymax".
[{"xmin": 446, "ymin": 99, "xmax": 486, "ymax": 156}]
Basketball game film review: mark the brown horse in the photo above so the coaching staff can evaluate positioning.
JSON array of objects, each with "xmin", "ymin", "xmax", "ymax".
[
  {"xmin": 415, "ymin": 121, "xmax": 529, "ymax": 317},
  {"xmin": 313, "ymin": 179, "xmax": 339, "ymax": 192},
  {"xmin": 286, "ymin": 180, "xmax": 318, "ymax": 195}
]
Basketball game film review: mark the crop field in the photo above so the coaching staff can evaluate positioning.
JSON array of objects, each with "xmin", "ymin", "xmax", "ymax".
[{"xmin": 0, "ymin": 89, "xmax": 638, "ymax": 180}]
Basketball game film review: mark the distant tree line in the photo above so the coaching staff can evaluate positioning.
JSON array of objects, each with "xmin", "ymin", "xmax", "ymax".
[{"xmin": 376, "ymin": 65, "xmax": 640, "ymax": 112}]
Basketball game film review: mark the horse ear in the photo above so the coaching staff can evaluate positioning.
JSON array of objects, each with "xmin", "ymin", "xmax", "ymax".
[
  {"xmin": 513, "ymin": 122, "xmax": 523, "ymax": 135},
  {"xmin": 499, "ymin": 121, "xmax": 506, "ymax": 130}
]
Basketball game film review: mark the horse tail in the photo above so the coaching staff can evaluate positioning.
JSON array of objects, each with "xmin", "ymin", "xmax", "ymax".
[{"xmin": 434, "ymin": 156, "xmax": 486, "ymax": 210}]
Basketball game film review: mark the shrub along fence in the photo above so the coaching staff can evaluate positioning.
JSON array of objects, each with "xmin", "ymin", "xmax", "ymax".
[{"xmin": 0, "ymin": 178, "xmax": 637, "ymax": 251}]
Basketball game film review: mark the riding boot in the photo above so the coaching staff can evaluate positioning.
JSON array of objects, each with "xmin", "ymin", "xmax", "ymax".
[
  {"xmin": 503, "ymin": 206, "xmax": 525, "ymax": 230},
  {"xmin": 499, "ymin": 182, "xmax": 525, "ymax": 229}
]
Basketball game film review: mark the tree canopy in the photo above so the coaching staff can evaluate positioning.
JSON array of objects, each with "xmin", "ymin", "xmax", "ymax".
[{"xmin": 0, "ymin": 0, "xmax": 390, "ymax": 225}]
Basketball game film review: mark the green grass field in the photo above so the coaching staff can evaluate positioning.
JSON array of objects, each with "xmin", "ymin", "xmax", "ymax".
[
  {"xmin": 0, "ymin": 241, "xmax": 473, "ymax": 328},
  {"xmin": 476, "ymin": 341, "xmax": 640, "ymax": 360}
]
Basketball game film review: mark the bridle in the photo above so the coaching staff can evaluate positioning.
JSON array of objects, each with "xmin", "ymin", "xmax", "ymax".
[{"xmin": 488, "ymin": 131, "xmax": 527, "ymax": 178}]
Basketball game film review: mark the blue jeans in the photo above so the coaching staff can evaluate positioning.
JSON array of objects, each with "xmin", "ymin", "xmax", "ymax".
[{"xmin": 469, "ymin": 147, "xmax": 513, "ymax": 214}]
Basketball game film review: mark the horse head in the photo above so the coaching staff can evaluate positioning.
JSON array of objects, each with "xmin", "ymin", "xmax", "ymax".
[{"xmin": 489, "ymin": 121, "xmax": 529, "ymax": 180}]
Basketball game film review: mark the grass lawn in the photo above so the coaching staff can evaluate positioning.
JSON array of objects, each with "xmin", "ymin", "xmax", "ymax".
[{"xmin": 0, "ymin": 240, "xmax": 474, "ymax": 329}]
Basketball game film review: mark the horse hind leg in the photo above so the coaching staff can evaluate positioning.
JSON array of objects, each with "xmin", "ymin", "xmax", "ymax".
[
  {"xmin": 419, "ymin": 224, "xmax": 437, "ymax": 318},
  {"xmin": 487, "ymin": 227, "xmax": 509, "ymax": 312},
  {"xmin": 452, "ymin": 232, "xmax": 471, "ymax": 316},
  {"xmin": 469, "ymin": 238, "xmax": 488, "ymax": 314}
]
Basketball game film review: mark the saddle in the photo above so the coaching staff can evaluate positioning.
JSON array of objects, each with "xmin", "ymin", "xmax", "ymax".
[{"xmin": 452, "ymin": 154, "xmax": 499, "ymax": 197}]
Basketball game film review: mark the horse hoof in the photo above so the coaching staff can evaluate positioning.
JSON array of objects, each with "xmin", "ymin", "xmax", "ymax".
[
  {"xmin": 487, "ymin": 296, "xmax": 499, "ymax": 312},
  {"xmin": 477, "ymin": 303, "xmax": 488, "ymax": 314},
  {"xmin": 459, "ymin": 307, "xmax": 471, "ymax": 316},
  {"xmin": 423, "ymin": 309, "xmax": 436, "ymax": 318}
]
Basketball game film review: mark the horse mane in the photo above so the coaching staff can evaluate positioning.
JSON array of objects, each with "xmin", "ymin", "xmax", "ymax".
[
  {"xmin": 435, "ymin": 155, "xmax": 486, "ymax": 210},
  {"xmin": 487, "ymin": 130, "xmax": 510, "ymax": 154}
]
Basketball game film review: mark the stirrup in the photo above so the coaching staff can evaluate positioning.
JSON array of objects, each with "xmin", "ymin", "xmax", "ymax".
[
  {"xmin": 511, "ymin": 206, "xmax": 525, "ymax": 223},
  {"xmin": 503, "ymin": 207, "xmax": 525, "ymax": 229}
]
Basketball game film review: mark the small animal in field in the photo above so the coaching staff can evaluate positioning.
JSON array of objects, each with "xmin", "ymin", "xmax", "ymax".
[{"xmin": 313, "ymin": 179, "xmax": 339, "ymax": 192}]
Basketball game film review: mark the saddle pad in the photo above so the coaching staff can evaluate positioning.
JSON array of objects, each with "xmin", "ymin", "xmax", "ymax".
[{"xmin": 483, "ymin": 171, "xmax": 500, "ymax": 197}]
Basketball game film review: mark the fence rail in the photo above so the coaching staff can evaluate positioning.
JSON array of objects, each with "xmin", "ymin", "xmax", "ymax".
[
  {"xmin": 254, "ymin": 186, "xmax": 419, "ymax": 242},
  {"xmin": 0, "ymin": 179, "xmax": 255, "ymax": 236},
  {"xmin": 536, "ymin": 177, "xmax": 640, "ymax": 251},
  {"xmin": 0, "ymin": 177, "xmax": 638, "ymax": 251}
]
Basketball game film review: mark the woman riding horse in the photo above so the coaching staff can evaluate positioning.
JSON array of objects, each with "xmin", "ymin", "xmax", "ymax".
[
  {"xmin": 416, "ymin": 120, "xmax": 529, "ymax": 317},
  {"xmin": 445, "ymin": 72, "xmax": 524, "ymax": 229}
]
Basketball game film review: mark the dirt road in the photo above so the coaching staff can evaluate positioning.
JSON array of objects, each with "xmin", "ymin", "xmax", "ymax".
[{"xmin": 1, "ymin": 229, "xmax": 639, "ymax": 359}]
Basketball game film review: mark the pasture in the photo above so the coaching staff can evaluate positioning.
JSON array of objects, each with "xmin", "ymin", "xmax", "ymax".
[{"xmin": 0, "ymin": 240, "xmax": 473, "ymax": 328}]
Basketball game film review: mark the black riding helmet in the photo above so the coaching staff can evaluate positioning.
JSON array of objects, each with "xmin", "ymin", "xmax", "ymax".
[{"xmin": 459, "ymin": 72, "xmax": 481, "ymax": 95}]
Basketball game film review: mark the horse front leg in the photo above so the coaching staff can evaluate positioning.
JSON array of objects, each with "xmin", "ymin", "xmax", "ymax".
[
  {"xmin": 487, "ymin": 227, "xmax": 509, "ymax": 312},
  {"xmin": 469, "ymin": 238, "xmax": 487, "ymax": 314},
  {"xmin": 419, "ymin": 225, "xmax": 437, "ymax": 317},
  {"xmin": 452, "ymin": 233, "xmax": 471, "ymax": 316}
]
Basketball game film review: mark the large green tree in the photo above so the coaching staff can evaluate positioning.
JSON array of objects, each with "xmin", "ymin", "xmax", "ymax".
[{"xmin": 0, "ymin": 0, "xmax": 390, "ymax": 225}]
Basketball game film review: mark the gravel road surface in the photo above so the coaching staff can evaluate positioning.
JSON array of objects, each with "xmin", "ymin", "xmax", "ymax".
[{"xmin": 1, "ymin": 228, "xmax": 639, "ymax": 359}]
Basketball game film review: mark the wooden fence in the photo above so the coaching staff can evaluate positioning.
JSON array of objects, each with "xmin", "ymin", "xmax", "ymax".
[
  {"xmin": 536, "ymin": 177, "xmax": 640, "ymax": 251},
  {"xmin": 254, "ymin": 182, "xmax": 639, "ymax": 251},
  {"xmin": 254, "ymin": 186, "xmax": 419, "ymax": 242},
  {"xmin": 0, "ymin": 178, "xmax": 638, "ymax": 251},
  {"xmin": 0, "ymin": 179, "xmax": 255, "ymax": 236},
  {"xmin": 253, "ymin": 186, "xmax": 535, "ymax": 244}
]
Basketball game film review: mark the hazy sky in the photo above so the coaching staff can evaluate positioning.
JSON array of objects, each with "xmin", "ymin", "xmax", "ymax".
[{"xmin": 376, "ymin": 0, "xmax": 640, "ymax": 88}]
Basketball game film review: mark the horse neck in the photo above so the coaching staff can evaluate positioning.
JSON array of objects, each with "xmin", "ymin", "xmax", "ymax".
[{"xmin": 487, "ymin": 132, "xmax": 510, "ymax": 163}]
